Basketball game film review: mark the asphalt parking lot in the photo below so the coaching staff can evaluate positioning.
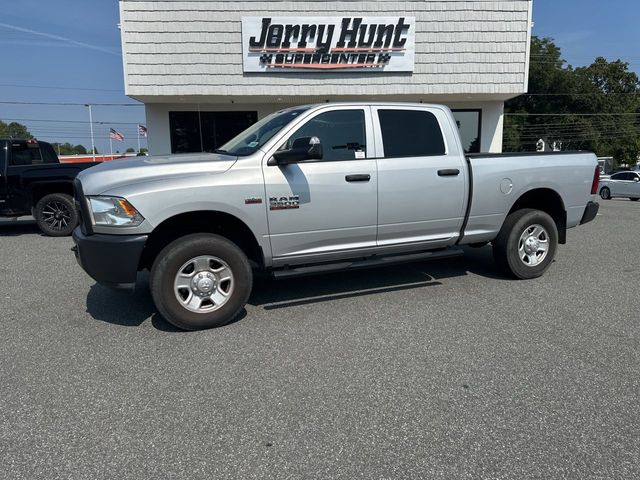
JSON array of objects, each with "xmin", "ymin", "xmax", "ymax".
[{"xmin": 0, "ymin": 200, "xmax": 638, "ymax": 480}]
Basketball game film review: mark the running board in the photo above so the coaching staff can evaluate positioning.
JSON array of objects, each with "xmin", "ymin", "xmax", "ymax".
[{"xmin": 272, "ymin": 248, "xmax": 464, "ymax": 279}]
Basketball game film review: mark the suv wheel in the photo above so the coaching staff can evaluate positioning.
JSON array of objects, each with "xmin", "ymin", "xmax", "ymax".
[
  {"xmin": 493, "ymin": 209, "xmax": 558, "ymax": 279},
  {"xmin": 34, "ymin": 193, "xmax": 78, "ymax": 237},
  {"xmin": 150, "ymin": 233, "xmax": 253, "ymax": 330}
]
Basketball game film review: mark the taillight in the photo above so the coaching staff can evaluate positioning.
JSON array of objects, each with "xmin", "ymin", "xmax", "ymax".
[{"xmin": 591, "ymin": 166, "xmax": 600, "ymax": 195}]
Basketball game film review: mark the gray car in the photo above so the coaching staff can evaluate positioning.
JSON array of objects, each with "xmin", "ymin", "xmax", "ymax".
[{"xmin": 599, "ymin": 171, "xmax": 640, "ymax": 201}]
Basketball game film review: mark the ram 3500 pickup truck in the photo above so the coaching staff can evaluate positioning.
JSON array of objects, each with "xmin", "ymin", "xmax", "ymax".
[
  {"xmin": 72, "ymin": 103, "xmax": 600, "ymax": 330},
  {"xmin": 1, "ymin": 139, "xmax": 97, "ymax": 236}
]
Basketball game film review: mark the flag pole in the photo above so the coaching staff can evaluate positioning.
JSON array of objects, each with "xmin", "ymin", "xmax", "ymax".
[
  {"xmin": 137, "ymin": 126, "xmax": 141, "ymax": 154},
  {"xmin": 110, "ymin": 134, "xmax": 113, "ymax": 161},
  {"xmin": 85, "ymin": 104, "xmax": 96, "ymax": 162}
]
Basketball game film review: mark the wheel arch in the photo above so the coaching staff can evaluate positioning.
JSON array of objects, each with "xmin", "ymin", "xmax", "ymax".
[
  {"xmin": 506, "ymin": 188, "xmax": 567, "ymax": 244},
  {"xmin": 599, "ymin": 184, "xmax": 611, "ymax": 197},
  {"xmin": 139, "ymin": 210, "xmax": 265, "ymax": 271},
  {"xmin": 29, "ymin": 181, "xmax": 74, "ymax": 206}
]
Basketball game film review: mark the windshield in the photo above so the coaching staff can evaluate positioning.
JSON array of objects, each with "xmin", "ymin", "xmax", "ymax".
[{"xmin": 218, "ymin": 106, "xmax": 311, "ymax": 157}]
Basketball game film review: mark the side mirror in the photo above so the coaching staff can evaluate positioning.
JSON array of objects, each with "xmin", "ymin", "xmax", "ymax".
[
  {"xmin": 268, "ymin": 136, "xmax": 323, "ymax": 166},
  {"xmin": 635, "ymin": 177, "xmax": 639, "ymax": 182}
]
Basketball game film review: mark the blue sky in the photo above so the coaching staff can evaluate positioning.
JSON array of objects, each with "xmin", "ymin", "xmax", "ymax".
[{"xmin": 0, "ymin": 0, "xmax": 639, "ymax": 150}]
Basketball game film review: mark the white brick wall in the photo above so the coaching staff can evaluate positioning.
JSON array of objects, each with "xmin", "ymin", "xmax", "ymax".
[{"xmin": 120, "ymin": 0, "xmax": 532, "ymax": 99}]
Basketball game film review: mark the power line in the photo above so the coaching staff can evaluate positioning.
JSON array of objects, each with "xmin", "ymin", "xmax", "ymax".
[
  {"xmin": 0, "ymin": 101, "xmax": 142, "ymax": 106},
  {"xmin": 519, "ymin": 92, "xmax": 640, "ymax": 96},
  {"xmin": 0, "ymin": 83, "xmax": 124, "ymax": 93},
  {"xmin": 505, "ymin": 112, "xmax": 640, "ymax": 116},
  {"xmin": 1, "ymin": 117, "xmax": 145, "ymax": 125}
]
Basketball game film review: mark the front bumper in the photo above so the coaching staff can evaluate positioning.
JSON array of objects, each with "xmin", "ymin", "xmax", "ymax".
[
  {"xmin": 580, "ymin": 201, "xmax": 599, "ymax": 225},
  {"xmin": 72, "ymin": 227, "xmax": 148, "ymax": 291}
]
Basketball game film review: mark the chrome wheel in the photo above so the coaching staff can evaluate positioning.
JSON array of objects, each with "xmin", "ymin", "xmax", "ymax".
[
  {"xmin": 41, "ymin": 201, "xmax": 72, "ymax": 232},
  {"xmin": 600, "ymin": 187, "xmax": 611, "ymax": 200},
  {"xmin": 518, "ymin": 224, "xmax": 550, "ymax": 267},
  {"xmin": 173, "ymin": 256, "xmax": 234, "ymax": 313}
]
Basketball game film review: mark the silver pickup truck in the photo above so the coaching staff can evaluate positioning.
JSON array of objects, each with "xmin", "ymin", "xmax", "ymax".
[{"xmin": 72, "ymin": 103, "xmax": 600, "ymax": 330}]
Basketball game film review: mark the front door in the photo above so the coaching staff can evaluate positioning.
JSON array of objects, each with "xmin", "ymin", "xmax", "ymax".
[
  {"xmin": 263, "ymin": 107, "xmax": 378, "ymax": 264},
  {"xmin": 373, "ymin": 106, "xmax": 468, "ymax": 247}
]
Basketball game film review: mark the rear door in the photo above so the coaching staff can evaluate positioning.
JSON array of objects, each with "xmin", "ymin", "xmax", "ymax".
[
  {"xmin": 6, "ymin": 141, "xmax": 45, "ymax": 213},
  {"xmin": 263, "ymin": 106, "xmax": 378, "ymax": 263},
  {"xmin": 612, "ymin": 172, "xmax": 633, "ymax": 196},
  {"xmin": 372, "ymin": 106, "xmax": 468, "ymax": 247}
]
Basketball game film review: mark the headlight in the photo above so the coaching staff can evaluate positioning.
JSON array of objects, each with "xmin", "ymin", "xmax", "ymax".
[{"xmin": 88, "ymin": 196, "xmax": 145, "ymax": 227}]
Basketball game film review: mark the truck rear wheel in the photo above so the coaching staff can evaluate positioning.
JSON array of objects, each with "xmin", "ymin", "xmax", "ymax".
[
  {"xmin": 34, "ymin": 193, "xmax": 78, "ymax": 237},
  {"xmin": 150, "ymin": 233, "xmax": 253, "ymax": 330},
  {"xmin": 492, "ymin": 209, "xmax": 558, "ymax": 279}
]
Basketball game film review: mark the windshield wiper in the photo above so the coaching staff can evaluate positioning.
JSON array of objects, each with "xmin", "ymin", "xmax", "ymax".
[{"xmin": 213, "ymin": 149, "xmax": 230, "ymax": 154}]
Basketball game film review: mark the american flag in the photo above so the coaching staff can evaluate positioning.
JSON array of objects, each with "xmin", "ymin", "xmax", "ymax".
[
  {"xmin": 109, "ymin": 128, "xmax": 124, "ymax": 142},
  {"xmin": 138, "ymin": 125, "xmax": 148, "ymax": 137}
]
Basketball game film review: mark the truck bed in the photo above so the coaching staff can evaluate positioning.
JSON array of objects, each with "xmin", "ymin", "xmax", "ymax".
[{"xmin": 461, "ymin": 151, "xmax": 598, "ymax": 245}]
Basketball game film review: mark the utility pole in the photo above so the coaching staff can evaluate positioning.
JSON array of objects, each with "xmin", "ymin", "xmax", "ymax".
[{"xmin": 85, "ymin": 104, "xmax": 96, "ymax": 162}]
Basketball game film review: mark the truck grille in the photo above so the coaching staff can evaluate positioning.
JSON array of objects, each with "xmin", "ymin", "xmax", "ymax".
[{"xmin": 73, "ymin": 179, "xmax": 93, "ymax": 235}]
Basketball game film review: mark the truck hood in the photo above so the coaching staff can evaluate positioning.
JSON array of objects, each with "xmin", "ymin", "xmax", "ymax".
[{"xmin": 77, "ymin": 152, "xmax": 237, "ymax": 195}]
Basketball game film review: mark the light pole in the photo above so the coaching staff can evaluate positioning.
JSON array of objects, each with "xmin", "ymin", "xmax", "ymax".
[{"xmin": 85, "ymin": 104, "xmax": 96, "ymax": 162}]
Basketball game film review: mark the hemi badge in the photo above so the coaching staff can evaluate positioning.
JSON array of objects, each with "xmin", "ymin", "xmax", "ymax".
[{"xmin": 245, "ymin": 197, "xmax": 263, "ymax": 205}]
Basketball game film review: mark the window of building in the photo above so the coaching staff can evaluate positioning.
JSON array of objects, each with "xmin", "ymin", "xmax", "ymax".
[
  {"xmin": 285, "ymin": 109, "xmax": 366, "ymax": 161},
  {"xmin": 451, "ymin": 109, "xmax": 481, "ymax": 153},
  {"xmin": 378, "ymin": 109, "xmax": 445, "ymax": 158},
  {"xmin": 169, "ymin": 111, "xmax": 258, "ymax": 154}
]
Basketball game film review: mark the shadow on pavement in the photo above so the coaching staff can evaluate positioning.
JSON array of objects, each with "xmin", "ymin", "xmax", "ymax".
[
  {"xmin": 83, "ymin": 246, "xmax": 504, "ymax": 329},
  {"xmin": 85, "ymin": 272, "xmax": 179, "ymax": 332},
  {"xmin": 0, "ymin": 218, "xmax": 42, "ymax": 237},
  {"xmin": 249, "ymin": 246, "xmax": 504, "ymax": 310}
]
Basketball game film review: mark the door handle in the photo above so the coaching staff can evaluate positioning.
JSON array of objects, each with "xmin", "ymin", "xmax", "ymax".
[
  {"xmin": 345, "ymin": 174, "xmax": 371, "ymax": 183},
  {"xmin": 438, "ymin": 169, "xmax": 460, "ymax": 177}
]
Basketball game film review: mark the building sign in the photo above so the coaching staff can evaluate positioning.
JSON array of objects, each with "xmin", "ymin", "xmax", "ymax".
[{"xmin": 242, "ymin": 17, "xmax": 415, "ymax": 73}]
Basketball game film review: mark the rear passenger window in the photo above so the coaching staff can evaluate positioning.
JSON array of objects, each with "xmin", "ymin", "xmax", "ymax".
[
  {"xmin": 40, "ymin": 143, "xmax": 59, "ymax": 164},
  {"xmin": 10, "ymin": 142, "xmax": 43, "ymax": 166},
  {"xmin": 378, "ymin": 110, "xmax": 446, "ymax": 158}
]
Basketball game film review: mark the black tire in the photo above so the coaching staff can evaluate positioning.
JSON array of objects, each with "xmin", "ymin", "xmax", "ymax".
[
  {"xmin": 630, "ymin": 198, "xmax": 639, "ymax": 202},
  {"xmin": 150, "ymin": 233, "xmax": 253, "ymax": 330},
  {"xmin": 34, "ymin": 193, "xmax": 78, "ymax": 237},
  {"xmin": 600, "ymin": 187, "xmax": 611, "ymax": 200},
  {"xmin": 492, "ymin": 209, "xmax": 558, "ymax": 280}
]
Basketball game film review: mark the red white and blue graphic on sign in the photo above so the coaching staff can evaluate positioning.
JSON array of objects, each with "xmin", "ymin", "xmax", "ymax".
[{"xmin": 242, "ymin": 17, "xmax": 415, "ymax": 73}]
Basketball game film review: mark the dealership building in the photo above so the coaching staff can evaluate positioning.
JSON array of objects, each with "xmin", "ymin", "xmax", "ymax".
[{"xmin": 119, "ymin": 0, "xmax": 533, "ymax": 155}]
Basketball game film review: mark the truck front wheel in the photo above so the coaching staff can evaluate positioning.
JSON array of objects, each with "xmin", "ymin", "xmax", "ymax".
[
  {"xmin": 492, "ymin": 209, "xmax": 558, "ymax": 279},
  {"xmin": 34, "ymin": 193, "xmax": 78, "ymax": 237},
  {"xmin": 150, "ymin": 233, "xmax": 253, "ymax": 330}
]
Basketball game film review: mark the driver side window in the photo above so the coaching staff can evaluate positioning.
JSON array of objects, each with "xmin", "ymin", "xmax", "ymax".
[{"xmin": 284, "ymin": 109, "xmax": 366, "ymax": 161}]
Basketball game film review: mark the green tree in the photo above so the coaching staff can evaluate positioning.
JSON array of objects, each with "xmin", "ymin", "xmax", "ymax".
[
  {"xmin": 51, "ymin": 143, "xmax": 89, "ymax": 155},
  {"xmin": 504, "ymin": 36, "xmax": 640, "ymax": 165},
  {"xmin": 0, "ymin": 120, "xmax": 33, "ymax": 138},
  {"xmin": 73, "ymin": 144, "xmax": 87, "ymax": 155},
  {"xmin": 125, "ymin": 147, "xmax": 135, "ymax": 153}
]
